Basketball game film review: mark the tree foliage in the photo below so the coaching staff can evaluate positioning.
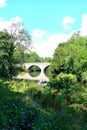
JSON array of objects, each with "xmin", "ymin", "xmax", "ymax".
[
  {"xmin": 0, "ymin": 31, "xmax": 15, "ymax": 78},
  {"xmin": 25, "ymin": 51, "xmax": 42, "ymax": 63},
  {"xmin": 7, "ymin": 18, "xmax": 32, "ymax": 51},
  {"xmin": 13, "ymin": 43, "xmax": 25, "ymax": 64},
  {"xmin": 0, "ymin": 24, "xmax": 32, "ymax": 78},
  {"xmin": 51, "ymin": 33, "xmax": 87, "ymax": 81}
]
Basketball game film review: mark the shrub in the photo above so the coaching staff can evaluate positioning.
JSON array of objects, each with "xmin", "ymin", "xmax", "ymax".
[
  {"xmin": 81, "ymin": 71, "xmax": 87, "ymax": 83},
  {"xmin": 56, "ymin": 73, "xmax": 77, "ymax": 89},
  {"xmin": 50, "ymin": 73, "xmax": 77, "ymax": 104},
  {"xmin": 50, "ymin": 73, "xmax": 77, "ymax": 90},
  {"xmin": 0, "ymin": 78, "xmax": 4, "ymax": 84}
]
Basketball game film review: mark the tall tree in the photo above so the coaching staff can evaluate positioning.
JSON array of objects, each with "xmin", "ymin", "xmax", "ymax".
[
  {"xmin": 0, "ymin": 31, "xmax": 15, "ymax": 78},
  {"xmin": 8, "ymin": 19, "xmax": 32, "ymax": 51},
  {"xmin": 4, "ymin": 19, "xmax": 32, "ymax": 64},
  {"xmin": 0, "ymin": 21, "xmax": 32, "ymax": 78},
  {"xmin": 51, "ymin": 33, "xmax": 87, "ymax": 80}
]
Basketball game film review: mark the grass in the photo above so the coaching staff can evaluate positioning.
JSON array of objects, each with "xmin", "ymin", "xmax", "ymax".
[{"xmin": 0, "ymin": 79, "xmax": 87, "ymax": 129}]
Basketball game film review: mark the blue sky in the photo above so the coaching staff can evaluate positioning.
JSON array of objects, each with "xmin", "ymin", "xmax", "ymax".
[{"xmin": 0, "ymin": 0, "xmax": 87, "ymax": 57}]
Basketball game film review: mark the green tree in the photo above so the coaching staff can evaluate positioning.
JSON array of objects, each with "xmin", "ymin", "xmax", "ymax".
[
  {"xmin": 0, "ymin": 25, "xmax": 32, "ymax": 78},
  {"xmin": 0, "ymin": 31, "xmax": 15, "ymax": 78},
  {"xmin": 8, "ymin": 19, "xmax": 32, "ymax": 51},
  {"xmin": 13, "ymin": 43, "xmax": 25, "ymax": 64},
  {"xmin": 5, "ymin": 20, "xmax": 32, "ymax": 65},
  {"xmin": 26, "ymin": 51, "xmax": 42, "ymax": 62},
  {"xmin": 51, "ymin": 33, "xmax": 87, "ymax": 80},
  {"xmin": 43, "ymin": 57, "xmax": 52, "ymax": 62}
]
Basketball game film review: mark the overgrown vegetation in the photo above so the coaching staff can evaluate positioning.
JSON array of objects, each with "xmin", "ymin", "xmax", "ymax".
[
  {"xmin": 0, "ymin": 79, "xmax": 87, "ymax": 129},
  {"xmin": 0, "ymin": 29, "xmax": 87, "ymax": 129},
  {"xmin": 51, "ymin": 32, "xmax": 87, "ymax": 81}
]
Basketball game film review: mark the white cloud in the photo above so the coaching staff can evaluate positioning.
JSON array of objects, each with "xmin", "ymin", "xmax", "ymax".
[
  {"xmin": 63, "ymin": 25, "xmax": 72, "ymax": 30},
  {"xmin": 33, "ymin": 33, "xmax": 70, "ymax": 57},
  {"xmin": 33, "ymin": 29, "xmax": 47, "ymax": 38},
  {"xmin": 62, "ymin": 16, "xmax": 75, "ymax": 26},
  {"xmin": 80, "ymin": 14, "xmax": 87, "ymax": 36},
  {"xmin": 0, "ymin": 0, "xmax": 6, "ymax": 7}
]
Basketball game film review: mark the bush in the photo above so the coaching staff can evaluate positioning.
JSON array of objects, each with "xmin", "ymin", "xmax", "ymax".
[
  {"xmin": 49, "ymin": 73, "xmax": 77, "ymax": 104},
  {"xmin": 81, "ymin": 71, "xmax": 87, "ymax": 83},
  {"xmin": 50, "ymin": 73, "xmax": 77, "ymax": 90},
  {"xmin": 56, "ymin": 73, "xmax": 77, "ymax": 88},
  {"xmin": 0, "ymin": 78, "xmax": 4, "ymax": 84}
]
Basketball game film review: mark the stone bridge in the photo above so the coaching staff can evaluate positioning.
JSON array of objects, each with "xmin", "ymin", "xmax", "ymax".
[{"xmin": 17, "ymin": 62, "xmax": 50, "ymax": 81}]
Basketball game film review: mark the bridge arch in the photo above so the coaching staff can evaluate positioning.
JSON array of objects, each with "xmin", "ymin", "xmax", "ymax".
[
  {"xmin": 44, "ymin": 65, "xmax": 50, "ymax": 77},
  {"xmin": 28, "ymin": 65, "xmax": 41, "ymax": 77},
  {"xmin": 17, "ymin": 62, "xmax": 50, "ymax": 81}
]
